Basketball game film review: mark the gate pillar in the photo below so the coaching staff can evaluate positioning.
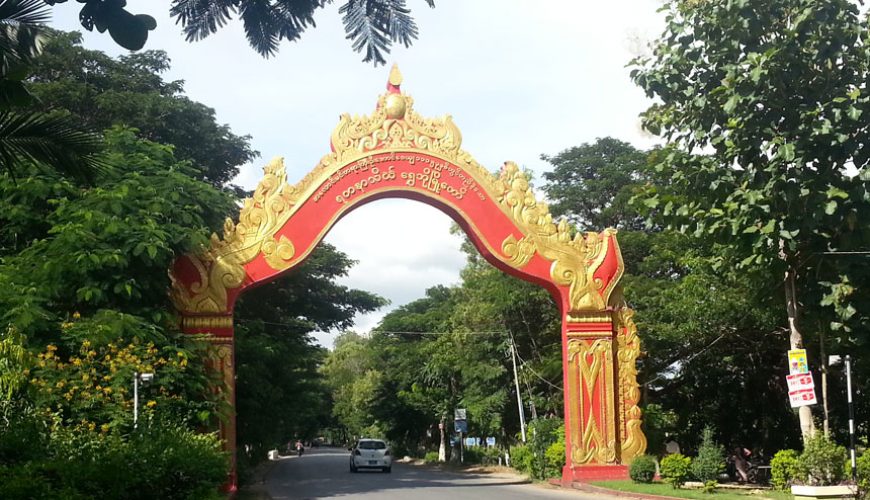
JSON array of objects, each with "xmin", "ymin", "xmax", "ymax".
[
  {"xmin": 561, "ymin": 302, "xmax": 645, "ymax": 483},
  {"xmin": 179, "ymin": 314, "xmax": 237, "ymax": 492}
]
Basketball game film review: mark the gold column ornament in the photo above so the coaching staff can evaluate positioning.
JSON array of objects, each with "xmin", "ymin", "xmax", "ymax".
[
  {"xmin": 567, "ymin": 338, "xmax": 618, "ymax": 465},
  {"xmin": 615, "ymin": 305, "xmax": 647, "ymax": 461}
]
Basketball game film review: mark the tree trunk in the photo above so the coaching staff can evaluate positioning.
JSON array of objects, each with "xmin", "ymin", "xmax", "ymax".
[
  {"xmin": 438, "ymin": 416, "xmax": 447, "ymax": 462},
  {"xmin": 785, "ymin": 264, "xmax": 816, "ymax": 439}
]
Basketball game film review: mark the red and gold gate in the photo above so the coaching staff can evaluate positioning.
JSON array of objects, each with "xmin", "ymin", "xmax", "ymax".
[{"xmin": 169, "ymin": 66, "xmax": 645, "ymax": 489}]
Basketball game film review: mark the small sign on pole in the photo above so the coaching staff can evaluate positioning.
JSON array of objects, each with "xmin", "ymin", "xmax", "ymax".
[
  {"xmin": 454, "ymin": 420, "xmax": 468, "ymax": 433},
  {"xmin": 788, "ymin": 349, "xmax": 809, "ymax": 375},
  {"xmin": 787, "ymin": 372, "xmax": 817, "ymax": 407},
  {"xmin": 455, "ymin": 408, "xmax": 467, "ymax": 420}
]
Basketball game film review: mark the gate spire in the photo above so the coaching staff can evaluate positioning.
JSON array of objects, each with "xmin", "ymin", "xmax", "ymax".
[{"xmin": 387, "ymin": 63, "xmax": 402, "ymax": 93}]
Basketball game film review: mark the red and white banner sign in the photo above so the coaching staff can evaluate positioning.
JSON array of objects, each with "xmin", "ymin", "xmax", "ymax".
[{"xmin": 787, "ymin": 373, "xmax": 817, "ymax": 407}]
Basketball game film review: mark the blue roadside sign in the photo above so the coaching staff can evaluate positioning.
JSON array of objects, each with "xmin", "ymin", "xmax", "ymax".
[
  {"xmin": 454, "ymin": 420, "xmax": 468, "ymax": 433},
  {"xmin": 486, "ymin": 437, "xmax": 496, "ymax": 446}
]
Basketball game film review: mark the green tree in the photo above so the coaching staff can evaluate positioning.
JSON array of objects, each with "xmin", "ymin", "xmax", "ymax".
[
  {"xmin": 541, "ymin": 137, "xmax": 649, "ymax": 231},
  {"xmin": 541, "ymin": 138, "xmax": 801, "ymax": 452},
  {"xmin": 631, "ymin": 0, "xmax": 870, "ymax": 437},
  {"xmin": 27, "ymin": 30, "xmax": 257, "ymax": 186},
  {"xmin": 233, "ymin": 245, "xmax": 385, "ymax": 457},
  {"xmin": 48, "ymin": 0, "xmax": 435, "ymax": 65}
]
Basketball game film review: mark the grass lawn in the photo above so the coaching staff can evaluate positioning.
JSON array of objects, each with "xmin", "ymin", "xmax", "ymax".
[{"xmin": 590, "ymin": 480, "xmax": 793, "ymax": 500}]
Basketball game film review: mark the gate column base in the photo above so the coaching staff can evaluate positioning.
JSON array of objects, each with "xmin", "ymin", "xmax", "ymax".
[{"xmin": 562, "ymin": 464, "xmax": 629, "ymax": 483}]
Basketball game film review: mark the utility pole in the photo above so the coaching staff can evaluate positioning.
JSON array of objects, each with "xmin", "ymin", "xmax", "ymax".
[{"xmin": 509, "ymin": 336, "xmax": 527, "ymax": 442}]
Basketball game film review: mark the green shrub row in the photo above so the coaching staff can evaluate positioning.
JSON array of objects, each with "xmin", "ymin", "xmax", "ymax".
[
  {"xmin": 770, "ymin": 435, "xmax": 849, "ymax": 490},
  {"xmin": 0, "ymin": 409, "xmax": 227, "ymax": 500}
]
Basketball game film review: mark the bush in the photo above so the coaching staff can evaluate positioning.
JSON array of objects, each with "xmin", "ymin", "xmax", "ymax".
[
  {"xmin": 544, "ymin": 439, "xmax": 566, "ymax": 479},
  {"xmin": 481, "ymin": 447, "xmax": 503, "ymax": 465},
  {"xmin": 660, "ymin": 453, "xmax": 692, "ymax": 489},
  {"xmin": 424, "ymin": 451, "xmax": 440, "ymax": 463},
  {"xmin": 510, "ymin": 444, "xmax": 534, "ymax": 475},
  {"xmin": 770, "ymin": 449, "xmax": 802, "ymax": 491},
  {"xmin": 0, "ymin": 419, "xmax": 227, "ymax": 500},
  {"xmin": 525, "ymin": 419, "xmax": 564, "ymax": 480},
  {"xmin": 463, "ymin": 447, "xmax": 483, "ymax": 464},
  {"xmin": 856, "ymin": 450, "xmax": 869, "ymax": 499},
  {"xmin": 629, "ymin": 455, "xmax": 657, "ymax": 483},
  {"xmin": 691, "ymin": 426, "xmax": 725, "ymax": 483},
  {"xmin": 800, "ymin": 434, "xmax": 847, "ymax": 486}
]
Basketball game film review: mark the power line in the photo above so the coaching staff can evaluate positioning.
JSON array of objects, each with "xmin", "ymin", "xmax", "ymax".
[
  {"xmin": 643, "ymin": 332, "xmax": 727, "ymax": 387},
  {"xmin": 514, "ymin": 348, "xmax": 563, "ymax": 391}
]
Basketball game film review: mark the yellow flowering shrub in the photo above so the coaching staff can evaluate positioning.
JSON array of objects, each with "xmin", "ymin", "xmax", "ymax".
[{"xmin": 29, "ymin": 313, "xmax": 221, "ymax": 430}]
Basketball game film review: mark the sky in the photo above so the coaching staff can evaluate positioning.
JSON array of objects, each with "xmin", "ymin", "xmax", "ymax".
[{"xmin": 48, "ymin": 1, "xmax": 665, "ymax": 348}]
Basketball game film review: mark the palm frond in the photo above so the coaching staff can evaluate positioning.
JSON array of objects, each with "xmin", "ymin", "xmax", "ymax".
[
  {"xmin": 339, "ymin": 0, "xmax": 421, "ymax": 65},
  {"xmin": 170, "ymin": 0, "xmax": 238, "ymax": 42},
  {"xmin": 239, "ymin": 0, "xmax": 281, "ymax": 57},
  {"xmin": 273, "ymin": 0, "xmax": 322, "ymax": 42},
  {"xmin": 339, "ymin": 0, "xmax": 390, "ymax": 65},
  {"xmin": 0, "ymin": 0, "xmax": 50, "ymax": 25},
  {"xmin": 0, "ymin": 111, "xmax": 108, "ymax": 183},
  {"xmin": 0, "ymin": 0, "xmax": 50, "ymax": 74}
]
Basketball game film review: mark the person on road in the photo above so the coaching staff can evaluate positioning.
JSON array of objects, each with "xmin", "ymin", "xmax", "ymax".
[{"xmin": 295, "ymin": 440, "xmax": 304, "ymax": 457}]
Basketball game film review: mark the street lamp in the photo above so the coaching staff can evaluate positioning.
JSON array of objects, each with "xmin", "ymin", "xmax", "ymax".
[
  {"xmin": 133, "ymin": 371, "xmax": 154, "ymax": 429},
  {"xmin": 828, "ymin": 355, "xmax": 857, "ymax": 483}
]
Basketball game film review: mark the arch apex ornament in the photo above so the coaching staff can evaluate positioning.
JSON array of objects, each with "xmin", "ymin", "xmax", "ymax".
[{"xmin": 170, "ymin": 67, "xmax": 644, "ymax": 488}]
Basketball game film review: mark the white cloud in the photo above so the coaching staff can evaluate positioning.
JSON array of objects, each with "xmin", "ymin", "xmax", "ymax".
[{"xmin": 47, "ymin": 1, "xmax": 665, "ymax": 347}]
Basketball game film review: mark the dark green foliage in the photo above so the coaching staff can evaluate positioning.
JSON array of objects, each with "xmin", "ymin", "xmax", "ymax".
[
  {"xmin": 629, "ymin": 455, "xmax": 657, "ymax": 483},
  {"xmin": 799, "ymin": 434, "xmax": 847, "ymax": 486},
  {"xmin": 0, "ymin": 110, "xmax": 106, "ymax": 182},
  {"xmin": 28, "ymin": 31, "xmax": 257, "ymax": 186},
  {"xmin": 660, "ymin": 453, "xmax": 691, "ymax": 489},
  {"xmin": 1, "ymin": 3, "xmax": 107, "ymax": 183},
  {"xmin": 631, "ymin": 0, "xmax": 870, "ymax": 439},
  {"xmin": 770, "ymin": 449, "xmax": 802, "ymax": 491},
  {"xmin": 691, "ymin": 426, "xmax": 725, "ymax": 483}
]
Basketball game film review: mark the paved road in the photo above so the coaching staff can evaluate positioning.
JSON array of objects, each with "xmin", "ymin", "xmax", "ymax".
[{"xmin": 265, "ymin": 447, "xmax": 613, "ymax": 499}]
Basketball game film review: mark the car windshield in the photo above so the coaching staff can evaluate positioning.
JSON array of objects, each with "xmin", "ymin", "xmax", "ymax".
[{"xmin": 358, "ymin": 441, "xmax": 386, "ymax": 450}]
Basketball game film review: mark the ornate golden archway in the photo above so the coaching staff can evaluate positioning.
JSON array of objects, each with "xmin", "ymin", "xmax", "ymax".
[{"xmin": 169, "ymin": 66, "xmax": 645, "ymax": 489}]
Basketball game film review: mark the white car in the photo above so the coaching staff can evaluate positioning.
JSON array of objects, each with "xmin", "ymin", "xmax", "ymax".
[{"xmin": 349, "ymin": 438, "xmax": 392, "ymax": 473}]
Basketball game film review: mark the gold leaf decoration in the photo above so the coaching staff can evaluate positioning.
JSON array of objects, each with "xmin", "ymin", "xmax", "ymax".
[
  {"xmin": 615, "ymin": 303, "xmax": 647, "ymax": 462},
  {"xmin": 170, "ymin": 158, "xmax": 300, "ymax": 313},
  {"xmin": 496, "ymin": 162, "xmax": 614, "ymax": 314}
]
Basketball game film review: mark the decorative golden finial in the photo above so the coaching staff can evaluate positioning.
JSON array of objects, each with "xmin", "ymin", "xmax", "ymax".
[
  {"xmin": 384, "ymin": 63, "xmax": 406, "ymax": 118},
  {"xmin": 388, "ymin": 63, "xmax": 403, "ymax": 87}
]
